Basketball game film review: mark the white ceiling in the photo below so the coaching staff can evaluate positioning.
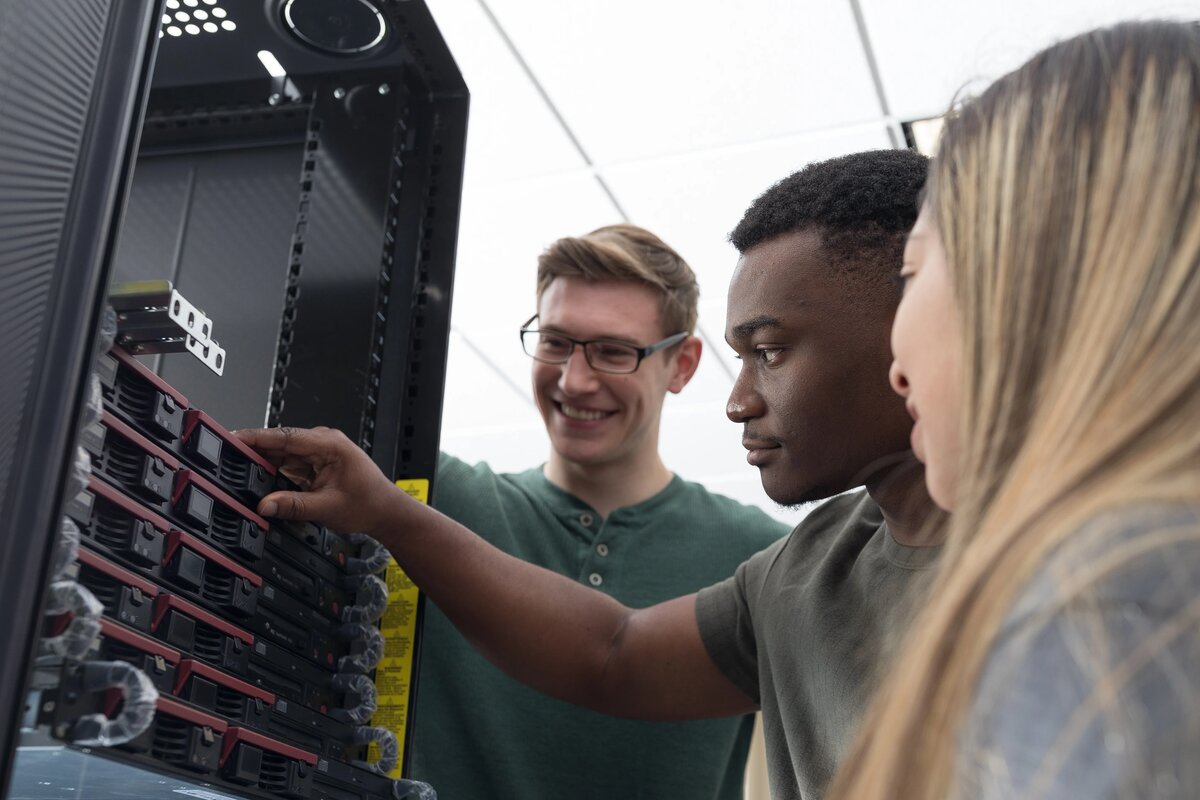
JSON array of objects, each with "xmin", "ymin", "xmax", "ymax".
[{"xmin": 431, "ymin": 0, "xmax": 1200, "ymax": 525}]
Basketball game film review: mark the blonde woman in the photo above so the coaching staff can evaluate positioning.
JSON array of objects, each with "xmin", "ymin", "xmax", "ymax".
[{"xmin": 828, "ymin": 20, "xmax": 1200, "ymax": 800}]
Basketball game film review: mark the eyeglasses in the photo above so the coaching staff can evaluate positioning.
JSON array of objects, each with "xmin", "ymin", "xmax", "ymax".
[{"xmin": 519, "ymin": 314, "xmax": 688, "ymax": 375}]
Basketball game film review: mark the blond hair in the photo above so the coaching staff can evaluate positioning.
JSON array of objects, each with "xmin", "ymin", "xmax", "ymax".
[
  {"xmin": 829, "ymin": 21, "xmax": 1200, "ymax": 800},
  {"xmin": 536, "ymin": 224, "xmax": 699, "ymax": 335}
]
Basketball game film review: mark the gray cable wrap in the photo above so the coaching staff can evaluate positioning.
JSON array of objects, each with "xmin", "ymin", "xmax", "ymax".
[
  {"xmin": 330, "ymin": 672, "xmax": 377, "ymax": 724},
  {"xmin": 70, "ymin": 660, "xmax": 159, "ymax": 746},
  {"xmin": 341, "ymin": 573, "xmax": 388, "ymax": 624},
  {"xmin": 351, "ymin": 725, "xmax": 399, "ymax": 775},
  {"xmin": 67, "ymin": 446, "xmax": 92, "ymax": 501},
  {"xmin": 336, "ymin": 624, "xmax": 385, "ymax": 673},
  {"xmin": 80, "ymin": 373, "xmax": 104, "ymax": 429},
  {"xmin": 51, "ymin": 518, "xmax": 82, "ymax": 582},
  {"xmin": 97, "ymin": 305, "xmax": 118, "ymax": 355},
  {"xmin": 41, "ymin": 581, "xmax": 103, "ymax": 660},
  {"xmin": 344, "ymin": 533, "xmax": 391, "ymax": 575},
  {"xmin": 392, "ymin": 779, "xmax": 438, "ymax": 800}
]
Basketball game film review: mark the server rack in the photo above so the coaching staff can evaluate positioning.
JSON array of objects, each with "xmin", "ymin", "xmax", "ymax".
[{"xmin": 0, "ymin": 0, "xmax": 467, "ymax": 797}]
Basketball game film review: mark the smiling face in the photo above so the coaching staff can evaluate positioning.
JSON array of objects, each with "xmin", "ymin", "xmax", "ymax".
[
  {"xmin": 726, "ymin": 229, "xmax": 914, "ymax": 506},
  {"xmin": 533, "ymin": 276, "xmax": 698, "ymax": 472},
  {"xmin": 889, "ymin": 207, "xmax": 963, "ymax": 510}
]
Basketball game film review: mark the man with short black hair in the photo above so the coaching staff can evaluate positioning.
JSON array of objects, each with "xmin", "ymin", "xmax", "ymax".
[
  {"xmin": 238, "ymin": 149, "xmax": 940, "ymax": 800},
  {"xmin": 407, "ymin": 223, "xmax": 788, "ymax": 800}
]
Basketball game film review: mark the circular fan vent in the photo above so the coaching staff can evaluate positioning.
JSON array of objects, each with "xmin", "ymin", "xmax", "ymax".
[{"xmin": 282, "ymin": 0, "xmax": 388, "ymax": 55}]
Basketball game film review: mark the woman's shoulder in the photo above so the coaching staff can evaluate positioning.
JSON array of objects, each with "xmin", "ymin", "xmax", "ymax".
[{"xmin": 963, "ymin": 503, "xmax": 1200, "ymax": 799}]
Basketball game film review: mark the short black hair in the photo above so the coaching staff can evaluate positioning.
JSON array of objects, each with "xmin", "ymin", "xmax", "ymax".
[{"xmin": 730, "ymin": 149, "xmax": 929, "ymax": 298}]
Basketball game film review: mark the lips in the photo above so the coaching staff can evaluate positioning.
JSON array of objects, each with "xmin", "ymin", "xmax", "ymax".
[{"xmin": 742, "ymin": 437, "xmax": 781, "ymax": 467}]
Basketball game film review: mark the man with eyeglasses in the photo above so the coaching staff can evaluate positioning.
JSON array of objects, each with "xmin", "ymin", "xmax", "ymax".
[
  {"xmin": 400, "ymin": 224, "xmax": 786, "ymax": 799},
  {"xmin": 238, "ymin": 150, "xmax": 939, "ymax": 800}
]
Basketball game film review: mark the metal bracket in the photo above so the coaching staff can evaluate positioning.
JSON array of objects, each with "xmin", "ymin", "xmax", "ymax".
[{"xmin": 109, "ymin": 280, "xmax": 226, "ymax": 375}]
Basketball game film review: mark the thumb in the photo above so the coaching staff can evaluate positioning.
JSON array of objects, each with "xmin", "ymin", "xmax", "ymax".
[{"xmin": 257, "ymin": 490, "xmax": 328, "ymax": 523}]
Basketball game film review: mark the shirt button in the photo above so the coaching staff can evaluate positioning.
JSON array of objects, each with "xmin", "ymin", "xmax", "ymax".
[
  {"xmin": 596, "ymin": 543, "xmax": 609, "ymax": 557},
  {"xmin": 580, "ymin": 513, "xmax": 594, "ymax": 527},
  {"xmin": 588, "ymin": 573, "xmax": 603, "ymax": 586}
]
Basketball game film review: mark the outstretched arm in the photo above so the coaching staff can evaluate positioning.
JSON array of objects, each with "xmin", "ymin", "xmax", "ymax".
[{"xmin": 236, "ymin": 426, "xmax": 755, "ymax": 720}]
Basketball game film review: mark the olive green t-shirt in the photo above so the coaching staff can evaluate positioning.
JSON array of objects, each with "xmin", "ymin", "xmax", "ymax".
[
  {"xmin": 409, "ymin": 452, "xmax": 788, "ymax": 800},
  {"xmin": 697, "ymin": 490, "xmax": 941, "ymax": 800}
]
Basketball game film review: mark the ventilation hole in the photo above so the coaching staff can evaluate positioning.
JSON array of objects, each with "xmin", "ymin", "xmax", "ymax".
[
  {"xmin": 202, "ymin": 570, "xmax": 234, "ymax": 606},
  {"xmin": 192, "ymin": 625, "xmax": 223, "ymax": 662},
  {"xmin": 151, "ymin": 716, "xmax": 191, "ymax": 764},
  {"xmin": 215, "ymin": 687, "xmax": 244, "ymax": 719}
]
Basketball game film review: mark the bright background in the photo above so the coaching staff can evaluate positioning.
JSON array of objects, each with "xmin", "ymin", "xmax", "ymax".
[
  {"xmin": 431, "ymin": 0, "xmax": 1198, "ymax": 530},
  {"xmin": 424, "ymin": 2, "xmax": 1198, "ymax": 795}
]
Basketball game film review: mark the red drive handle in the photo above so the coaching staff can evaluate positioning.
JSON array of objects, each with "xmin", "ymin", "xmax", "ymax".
[
  {"xmin": 163, "ymin": 530, "xmax": 263, "ymax": 588},
  {"xmin": 172, "ymin": 470, "xmax": 268, "ymax": 531},
  {"xmin": 109, "ymin": 347, "xmax": 189, "ymax": 407},
  {"xmin": 156, "ymin": 695, "xmax": 229, "ymax": 732},
  {"xmin": 77, "ymin": 548, "xmax": 159, "ymax": 597},
  {"xmin": 175, "ymin": 659, "xmax": 274, "ymax": 705},
  {"xmin": 151, "ymin": 594, "xmax": 253, "ymax": 645},
  {"xmin": 100, "ymin": 411, "xmax": 181, "ymax": 469},
  {"xmin": 219, "ymin": 726, "xmax": 317, "ymax": 767},
  {"xmin": 183, "ymin": 409, "xmax": 277, "ymax": 477},
  {"xmin": 87, "ymin": 477, "xmax": 173, "ymax": 534},
  {"xmin": 99, "ymin": 618, "xmax": 181, "ymax": 664}
]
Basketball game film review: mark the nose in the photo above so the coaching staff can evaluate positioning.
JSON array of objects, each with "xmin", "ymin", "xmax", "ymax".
[
  {"xmin": 888, "ymin": 359, "xmax": 910, "ymax": 398},
  {"xmin": 726, "ymin": 366, "xmax": 764, "ymax": 423},
  {"xmin": 559, "ymin": 346, "xmax": 600, "ymax": 395}
]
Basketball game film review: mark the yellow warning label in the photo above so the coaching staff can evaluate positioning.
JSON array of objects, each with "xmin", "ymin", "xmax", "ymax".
[{"xmin": 366, "ymin": 478, "xmax": 428, "ymax": 778}]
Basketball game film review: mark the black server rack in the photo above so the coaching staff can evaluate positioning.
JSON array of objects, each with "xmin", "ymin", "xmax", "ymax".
[{"xmin": 0, "ymin": 0, "xmax": 467, "ymax": 798}]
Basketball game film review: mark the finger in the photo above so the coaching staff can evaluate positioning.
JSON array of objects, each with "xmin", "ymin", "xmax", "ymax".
[{"xmin": 234, "ymin": 427, "xmax": 334, "ymax": 460}]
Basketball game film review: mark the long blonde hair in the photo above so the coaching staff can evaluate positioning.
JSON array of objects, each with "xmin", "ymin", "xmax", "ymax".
[{"xmin": 828, "ymin": 21, "xmax": 1200, "ymax": 800}]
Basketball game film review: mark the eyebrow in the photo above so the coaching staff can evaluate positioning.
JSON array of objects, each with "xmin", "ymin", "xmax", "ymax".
[
  {"xmin": 538, "ymin": 323, "xmax": 640, "ymax": 346},
  {"xmin": 730, "ymin": 315, "xmax": 785, "ymax": 339}
]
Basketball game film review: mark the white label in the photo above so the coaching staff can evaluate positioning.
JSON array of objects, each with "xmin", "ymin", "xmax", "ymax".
[{"xmin": 173, "ymin": 790, "xmax": 241, "ymax": 800}]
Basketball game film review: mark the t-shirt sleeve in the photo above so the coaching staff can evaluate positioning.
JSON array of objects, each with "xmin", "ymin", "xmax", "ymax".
[
  {"xmin": 695, "ymin": 536, "xmax": 788, "ymax": 707},
  {"xmin": 433, "ymin": 451, "xmax": 502, "ymax": 518},
  {"xmin": 431, "ymin": 452, "xmax": 510, "ymax": 545},
  {"xmin": 959, "ymin": 521, "xmax": 1200, "ymax": 799}
]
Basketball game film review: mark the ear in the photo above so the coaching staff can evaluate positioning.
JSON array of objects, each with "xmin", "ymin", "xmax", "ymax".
[{"xmin": 667, "ymin": 335, "xmax": 703, "ymax": 394}]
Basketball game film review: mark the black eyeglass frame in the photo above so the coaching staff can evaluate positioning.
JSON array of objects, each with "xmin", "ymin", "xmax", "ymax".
[{"xmin": 518, "ymin": 314, "xmax": 689, "ymax": 374}]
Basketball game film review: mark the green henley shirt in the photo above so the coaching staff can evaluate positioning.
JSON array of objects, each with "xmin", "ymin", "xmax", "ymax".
[{"xmin": 409, "ymin": 452, "xmax": 788, "ymax": 799}]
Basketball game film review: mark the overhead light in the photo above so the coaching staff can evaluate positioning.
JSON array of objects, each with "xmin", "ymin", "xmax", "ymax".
[
  {"xmin": 902, "ymin": 116, "xmax": 946, "ymax": 156},
  {"xmin": 257, "ymin": 49, "xmax": 287, "ymax": 78}
]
